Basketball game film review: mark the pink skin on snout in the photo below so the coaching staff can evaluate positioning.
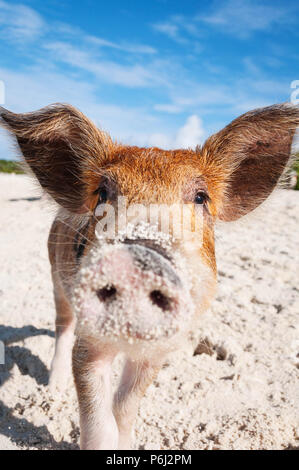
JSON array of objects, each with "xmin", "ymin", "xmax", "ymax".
[{"xmin": 74, "ymin": 245, "xmax": 193, "ymax": 344}]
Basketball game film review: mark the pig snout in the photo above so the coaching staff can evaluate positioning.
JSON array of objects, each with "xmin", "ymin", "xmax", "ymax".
[{"xmin": 74, "ymin": 242, "xmax": 194, "ymax": 343}]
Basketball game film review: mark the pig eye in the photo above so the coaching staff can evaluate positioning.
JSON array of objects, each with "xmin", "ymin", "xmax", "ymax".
[
  {"xmin": 97, "ymin": 187, "xmax": 108, "ymax": 204},
  {"xmin": 194, "ymin": 191, "xmax": 208, "ymax": 205}
]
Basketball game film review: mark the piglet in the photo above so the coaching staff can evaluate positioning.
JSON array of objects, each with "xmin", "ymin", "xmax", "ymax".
[{"xmin": 0, "ymin": 103, "xmax": 298, "ymax": 450}]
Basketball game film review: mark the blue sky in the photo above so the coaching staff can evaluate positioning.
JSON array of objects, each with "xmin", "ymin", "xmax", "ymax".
[{"xmin": 0, "ymin": 0, "xmax": 298, "ymax": 159}]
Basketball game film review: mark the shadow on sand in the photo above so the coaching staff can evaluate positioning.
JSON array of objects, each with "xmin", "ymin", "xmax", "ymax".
[
  {"xmin": 8, "ymin": 197, "xmax": 41, "ymax": 202},
  {"xmin": 0, "ymin": 324, "xmax": 79, "ymax": 450}
]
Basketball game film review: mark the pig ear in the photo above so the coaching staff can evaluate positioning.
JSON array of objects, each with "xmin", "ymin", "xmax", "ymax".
[
  {"xmin": 202, "ymin": 103, "xmax": 299, "ymax": 221},
  {"xmin": 0, "ymin": 104, "xmax": 111, "ymax": 213}
]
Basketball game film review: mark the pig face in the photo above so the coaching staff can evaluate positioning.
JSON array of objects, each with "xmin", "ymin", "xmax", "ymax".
[
  {"xmin": 1, "ymin": 103, "xmax": 298, "ymax": 355},
  {"xmin": 71, "ymin": 150, "xmax": 218, "ymax": 353}
]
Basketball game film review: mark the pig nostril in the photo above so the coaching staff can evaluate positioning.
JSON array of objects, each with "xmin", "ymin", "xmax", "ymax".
[
  {"xmin": 96, "ymin": 285, "xmax": 117, "ymax": 302},
  {"xmin": 150, "ymin": 290, "xmax": 172, "ymax": 312}
]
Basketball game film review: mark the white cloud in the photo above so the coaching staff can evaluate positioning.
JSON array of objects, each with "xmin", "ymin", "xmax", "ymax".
[
  {"xmin": 0, "ymin": 0, "xmax": 295, "ymax": 161},
  {"xmin": 175, "ymin": 115, "xmax": 204, "ymax": 148},
  {"xmin": 50, "ymin": 22, "xmax": 157, "ymax": 55},
  {"xmin": 199, "ymin": 0, "xmax": 293, "ymax": 38},
  {"xmin": 0, "ymin": 0, "xmax": 45, "ymax": 42},
  {"xmin": 154, "ymin": 104, "xmax": 182, "ymax": 114},
  {"xmin": 44, "ymin": 42, "xmax": 167, "ymax": 88},
  {"xmin": 152, "ymin": 15, "xmax": 201, "ymax": 45},
  {"xmin": 0, "ymin": 66, "xmax": 173, "ymax": 158},
  {"xmin": 152, "ymin": 21, "xmax": 186, "ymax": 44},
  {"xmin": 243, "ymin": 57, "xmax": 261, "ymax": 76},
  {"xmin": 0, "ymin": 2, "xmax": 165, "ymax": 91},
  {"xmin": 154, "ymin": 81, "xmax": 239, "ymax": 116},
  {"xmin": 147, "ymin": 133, "xmax": 172, "ymax": 149},
  {"xmin": 0, "ymin": 63, "xmax": 206, "ymax": 159},
  {"xmin": 0, "ymin": 1, "xmax": 156, "ymax": 58},
  {"xmin": 153, "ymin": 1, "xmax": 296, "ymax": 44},
  {"xmin": 152, "ymin": 70, "xmax": 292, "ymax": 120},
  {"xmin": 148, "ymin": 115, "xmax": 205, "ymax": 149},
  {"xmin": 86, "ymin": 36, "xmax": 157, "ymax": 55}
]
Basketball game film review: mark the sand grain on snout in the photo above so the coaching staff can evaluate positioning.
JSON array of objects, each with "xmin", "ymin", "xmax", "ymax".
[{"xmin": 0, "ymin": 173, "xmax": 298, "ymax": 450}]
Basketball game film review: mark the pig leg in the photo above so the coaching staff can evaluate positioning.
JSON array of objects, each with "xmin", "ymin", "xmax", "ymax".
[
  {"xmin": 114, "ymin": 358, "xmax": 162, "ymax": 449},
  {"xmin": 72, "ymin": 338, "xmax": 118, "ymax": 450},
  {"xmin": 49, "ymin": 278, "xmax": 75, "ymax": 392}
]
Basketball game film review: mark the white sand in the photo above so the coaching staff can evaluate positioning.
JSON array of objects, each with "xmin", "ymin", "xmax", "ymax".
[{"xmin": 0, "ymin": 173, "xmax": 298, "ymax": 450}]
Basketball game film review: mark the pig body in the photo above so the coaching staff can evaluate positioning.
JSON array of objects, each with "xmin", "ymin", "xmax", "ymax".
[{"xmin": 1, "ymin": 102, "xmax": 298, "ymax": 450}]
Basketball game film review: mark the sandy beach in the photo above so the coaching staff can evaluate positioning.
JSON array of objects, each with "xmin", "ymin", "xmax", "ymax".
[{"xmin": 0, "ymin": 172, "xmax": 298, "ymax": 450}]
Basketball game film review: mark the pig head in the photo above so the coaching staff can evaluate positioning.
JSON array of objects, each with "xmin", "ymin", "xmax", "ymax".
[{"xmin": 1, "ymin": 103, "xmax": 298, "ymax": 450}]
